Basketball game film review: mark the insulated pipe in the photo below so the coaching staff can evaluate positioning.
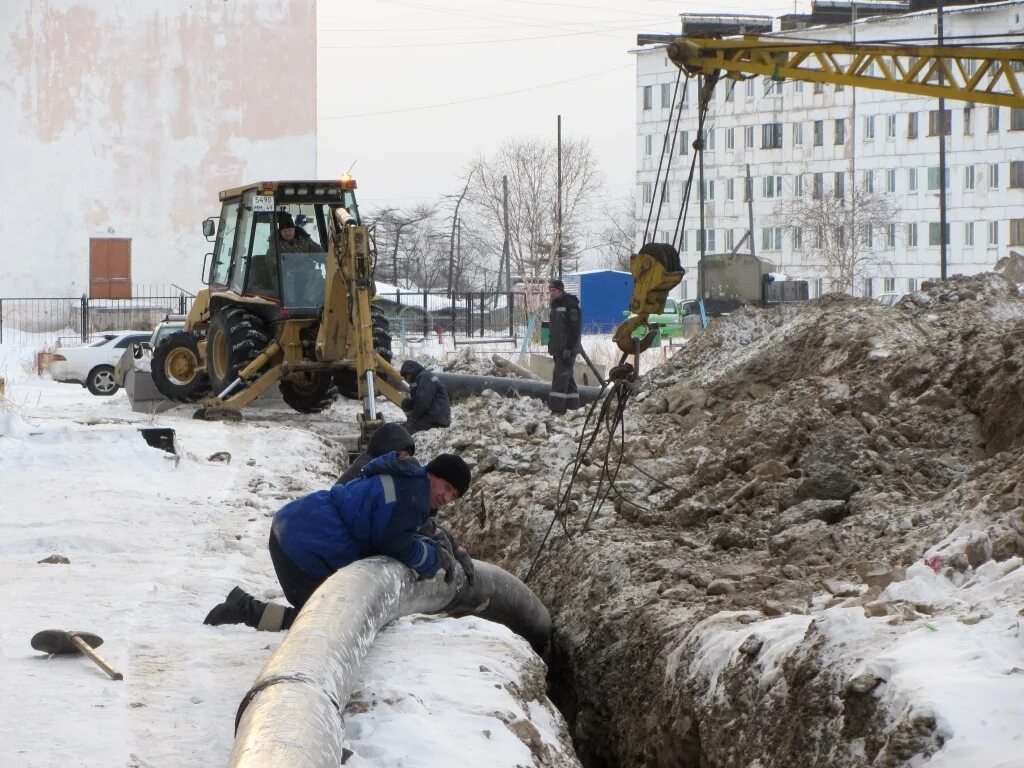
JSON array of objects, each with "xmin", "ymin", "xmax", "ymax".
[
  {"xmin": 434, "ymin": 371, "xmax": 604, "ymax": 405},
  {"xmin": 229, "ymin": 556, "xmax": 551, "ymax": 768}
]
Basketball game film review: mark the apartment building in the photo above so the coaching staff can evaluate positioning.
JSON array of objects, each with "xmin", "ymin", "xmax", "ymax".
[{"xmin": 635, "ymin": 1, "xmax": 1024, "ymax": 298}]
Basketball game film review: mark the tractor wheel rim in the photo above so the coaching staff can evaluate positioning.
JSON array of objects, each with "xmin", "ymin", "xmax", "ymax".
[
  {"xmin": 166, "ymin": 348, "xmax": 197, "ymax": 385},
  {"xmin": 211, "ymin": 330, "xmax": 228, "ymax": 381}
]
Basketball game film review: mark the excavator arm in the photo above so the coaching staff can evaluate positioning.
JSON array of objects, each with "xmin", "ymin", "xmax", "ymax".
[{"xmin": 664, "ymin": 36, "xmax": 1024, "ymax": 109}]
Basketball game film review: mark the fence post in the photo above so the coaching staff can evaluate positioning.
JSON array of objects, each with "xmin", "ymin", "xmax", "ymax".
[
  {"xmin": 80, "ymin": 294, "xmax": 88, "ymax": 343},
  {"xmin": 479, "ymin": 292, "xmax": 485, "ymax": 337},
  {"xmin": 422, "ymin": 292, "xmax": 428, "ymax": 338},
  {"xmin": 178, "ymin": 292, "xmax": 186, "ymax": 315},
  {"xmin": 465, "ymin": 294, "xmax": 472, "ymax": 338},
  {"xmin": 508, "ymin": 291, "xmax": 514, "ymax": 340}
]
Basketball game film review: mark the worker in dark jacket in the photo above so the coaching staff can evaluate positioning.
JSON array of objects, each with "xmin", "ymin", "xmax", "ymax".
[
  {"xmin": 546, "ymin": 279, "xmax": 581, "ymax": 414},
  {"xmin": 203, "ymin": 452, "xmax": 472, "ymax": 631},
  {"xmin": 336, "ymin": 422, "xmax": 416, "ymax": 485},
  {"xmin": 400, "ymin": 360, "xmax": 451, "ymax": 434}
]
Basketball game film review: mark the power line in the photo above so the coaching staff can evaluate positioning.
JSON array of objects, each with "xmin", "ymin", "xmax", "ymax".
[{"xmin": 319, "ymin": 64, "xmax": 633, "ymax": 120}]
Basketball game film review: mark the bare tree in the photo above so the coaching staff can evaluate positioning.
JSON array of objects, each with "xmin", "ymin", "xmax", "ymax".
[
  {"xmin": 773, "ymin": 180, "xmax": 901, "ymax": 294},
  {"xmin": 464, "ymin": 136, "xmax": 602, "ymax": 285},
  {"xmin": 366, "ymin": 205, "xmax": 436, "ymax": 287},
  {"xmin": 595, "ymin": 192, "xmax": 639, "ymax": 271}
]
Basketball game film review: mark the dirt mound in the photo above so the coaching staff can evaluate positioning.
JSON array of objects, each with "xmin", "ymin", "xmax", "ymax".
[{"xmin": 420, "ymin": 273, "xmax": 1024, "ymax": 768}]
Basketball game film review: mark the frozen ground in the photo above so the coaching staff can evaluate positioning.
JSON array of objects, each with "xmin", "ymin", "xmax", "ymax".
[{"xmin": 0, "ymin": 340, "xmax": 577, "ymax": 767}]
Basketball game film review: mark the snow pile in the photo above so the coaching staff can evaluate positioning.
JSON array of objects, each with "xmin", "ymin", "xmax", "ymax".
[{"xmin": 426, "ymin": 272, "xmax": 1024, "ymax": 767}]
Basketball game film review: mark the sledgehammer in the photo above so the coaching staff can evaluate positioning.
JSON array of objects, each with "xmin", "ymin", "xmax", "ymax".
[{"xmin": 31, "ymin": 629, "xmax": 124, "ymax": 681}]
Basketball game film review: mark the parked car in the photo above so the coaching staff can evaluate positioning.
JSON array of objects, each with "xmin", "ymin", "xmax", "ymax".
[
  {"xmin": 875, "ymin": 291, "xmax": 905, "ymax": 307},
  {"xmin": 114, "ymin": 317, "xmax": 187, "ymax": 388},
  {"xmin": 49, "ymin": 331, "xmax": 153, "ymax": 395}
]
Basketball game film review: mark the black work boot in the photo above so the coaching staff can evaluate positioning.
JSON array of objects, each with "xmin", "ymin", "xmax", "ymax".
[{"xmin": 203, "ymin": 586, "xmax": 294, "ymax": 630}]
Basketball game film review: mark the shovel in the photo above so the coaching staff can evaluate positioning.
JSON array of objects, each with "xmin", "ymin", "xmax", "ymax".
[{"xmin": 31, "ymin": 629, "xmax": 124, "ymax": 681}]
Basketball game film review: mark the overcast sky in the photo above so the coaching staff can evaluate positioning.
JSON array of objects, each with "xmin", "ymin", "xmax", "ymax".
[{"xmin": 316, "ymin": 0, "xmax": 807, "ymax": 211}]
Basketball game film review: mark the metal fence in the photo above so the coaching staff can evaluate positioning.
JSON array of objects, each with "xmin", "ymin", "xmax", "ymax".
[
  {"xmin": 0, "ymin": 293, "xmax": 195, "ymax": 346},
  {"xmin": 0, "ymin": 289, "xmax": 533, "ymax": 348}
]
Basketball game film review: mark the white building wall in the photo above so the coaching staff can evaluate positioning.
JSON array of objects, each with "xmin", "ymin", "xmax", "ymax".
[
  {"xmin": 0, "ymin": 0, "xmax": 316, "ymax": 298},
  {"xmin": 635, "ymin": 1, "xmax": 1024, "ymax": 299}
]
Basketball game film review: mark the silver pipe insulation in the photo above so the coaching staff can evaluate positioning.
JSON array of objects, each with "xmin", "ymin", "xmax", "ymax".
[
  {"xmin": 229, "ymin": 556, "xmax": 551, "ymax": 768},
  {"xmin": 434, "ymin": 371, "xmax": 604, "ymax": 405}
]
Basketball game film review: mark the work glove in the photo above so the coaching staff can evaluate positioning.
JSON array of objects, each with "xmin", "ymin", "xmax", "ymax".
[
  {"xmin": 434, "ymin": 534, "xmax": 457, "ymax": 584},
  {"xmin": 559, "ymin": 349, "xmax": 575, "ymax": 365}
]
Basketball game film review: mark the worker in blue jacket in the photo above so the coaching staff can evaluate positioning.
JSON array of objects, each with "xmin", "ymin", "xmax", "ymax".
[{"xmin": 204, "ymin": 452, "xmax": 472, "ymax": 631}]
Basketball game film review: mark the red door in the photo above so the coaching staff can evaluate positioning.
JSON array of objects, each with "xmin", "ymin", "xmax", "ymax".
[{"xmin": 89, "ymin": 238, "xmax": 132, "ymax": 299}]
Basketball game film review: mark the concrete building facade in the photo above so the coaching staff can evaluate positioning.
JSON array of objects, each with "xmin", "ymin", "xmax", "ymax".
[
  {"xmin": 635, "ymin": 1, "xmax": 1024, "ymax": 299},
  {"xmin": 0, "ymin": 0, "xmax": 316, "ymax": 298}
]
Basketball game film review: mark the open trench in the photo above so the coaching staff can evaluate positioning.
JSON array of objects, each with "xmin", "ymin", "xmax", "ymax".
[{"xmin": 407, "ymin": 273, "xmax": 1024, "ymax": 768}]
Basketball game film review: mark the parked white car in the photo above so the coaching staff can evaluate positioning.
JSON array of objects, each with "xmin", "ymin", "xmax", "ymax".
[{"xmin": 49, "ymin": 332, "xmax": 152, "ymax": 396}]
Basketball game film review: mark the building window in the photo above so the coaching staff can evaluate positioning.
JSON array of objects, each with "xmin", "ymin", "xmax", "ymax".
[
  {"xmin": 642, "ymin": 86, "xmax": 652, "ymax": 110},
  {"xmin": 929, "ymin": 222, "xmax": 950, "ymax": 246},
  {"xmin": 965, "ymin": 221, "xmax": 974, "ymax": 246},
  {"xmin": 990, "ymin": 163, "xmax": 1000, "ymax": 188},
  {"xmin": 1012, "ymin": 108, "xmax": 1024, "ymax": 131},
  {"xmin": 907, "ymin": 223, "xmax": 918, "ymax": 247},
  {"xmin": 813, "ymin": 81, "xmax": 824, "ymax": 95},
  {"xmin": 678, "ymin": 131, "xmax": 689, "ymax": 155},
  {"xmin": 887, "ymin": 114, "xmax": 897, "ymax": 138},
  {"xmin": 965, "ymin": 165, "xmax": 975, "ymax": 190},
  {"xmin": 908, "ymin": 168, "xmax": 918, "ymax": 192},
  {"xmin": 762, "ymin": 175, "xmax": 783, "ymax": 198},
  {"xmin": 700, "ymin": 180, "xmax": 715, "ymax": 201},
  {"xmin": 834, "ymin": 118, "xmax": 846, "ymax": 144},
  {"xmin": 989, "ymin": 221, "xmax": 999, "ymax": 245},
  {"xmin": 964, "ymin": 106, "xmax": 973, "ymax": 135},
  {"xmin": 864, "ymin": 223, "xmax": 873, "ymax": 248},
  {"xmin": 907, "ymin": 277, "xmax": 918, "ymax": 292},
  {"xmin": 1010, "ymin": 160, "xmax": 1024, "ymax": 188},
  {"xmin": 793, "ymin": 122, "xmax": 803, "ymax": 146},
  {"xmin": 886, "ymin": 169, "xmax": 897, "ymax": 193},
  {"xmin": 886, "ymin": 224, "xmax": 896, "ymax": 248},
  {"xmin": 988, "ymin": 107, "xmax": 1000, "ymax": 132},
  {"xmin": 928, "ymin": 109, "xmax": 952, "ymax": 136},
  {"xmin": 834, "ymin": 171, "xmax": 845, "ymax": 199},
  {"xmin": 661, "ymin": 82, "xmax": 672, "ymax": 109},
  {"xmin": 794, "ymin": 174, "xmax": 804, "ymax": 197},
  {"xmin": 726, "ymin": 178, "xmax": 735, "ymax": 201},
  {"xmin": 745, "ymin": 78, "xmax": 755, "ymax": 98},
  {"xmin": 764, "ymin": 77, "xmax": 781, "ymax": 97},
  {"xmin": 794, "ymin": 79, "xmax": 804, "ymax": 93},
  {"xmin": 725, "ymin": 127, "xmax": 735, "ymax": 149},
  {"xmin": 813, "ymin": 172, "xmax": 824, "ymax": 199},
  {"xmin": 761, "ymin": 227, "xmax": 783, "ymax": 251},
  {"xmin": 864, "ymin": 170, "xmax": 874, "ymax": 193},
  {"xmin": 793, "ymin": 227, "xmax": 803, "ymax": 249},
  {"xmin": 642, "ymin": 182, "xmax": 653, "ymax": 203},
  {"xmin": 744, "ymin": 125, "xmax": 756, "ymax": 148},
  {"xmin": 661, "ymin": 183, "xmax": 670, "ymax": 203},
  {"xmin": 836, "ymin": 226, "xmax": 846, "ymax": 248},
  {"xmin": 725, "ymin": 82, "xmax": 735, "ymax": 102},
  {"xmin": 762, "ymin": 122, "xmax": 783, "ymax": 149},
  {"xmin": 813, "ymin": 120, "xmax": 824, "ymax": 146},
  {"xmin": 927, "ymin": 167, "xmax": 949, "ymax": 191},
  {"xmin": 701, "ymin": 128, "xmax": 716, "ymax": 151},
  {"xmin": 644, "ymin": 135, "xmax": 653, "ymax": 156},
  {"xmin": 908, "ymin": 112, "xmax": 919, "ymax": 139},
  {"xmin": 864, "ymin": 115, "xmax": 875, "ymax": 140},
  {"xmin": 699, "ymin": 229, "xmax": 716, "ymax": 251},
  {"xmin": 884, "ymin": 277, "xmax": 896, "ymax": 293},
  {"xmin": 1010, "ymin": 219, "xmax": 1024, "ymax": 246},
  {"xmin": 724, "ymin": 229, "xmax": 735, "ymax": 251}
]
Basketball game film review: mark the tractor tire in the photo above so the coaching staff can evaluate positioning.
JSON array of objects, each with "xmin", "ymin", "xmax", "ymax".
[
  {"xmin": 87, "ymin": 365, "xmax": 118, "ymax": 396},
  {"xmin": 280, "ymin": 371, "xmax": 339, "ymax": 414},
  {"xmin": 336, "ymin": 305, "xmax": 393, "ymax": 399},
  {"xmin": 151, "ymin": 331, "xmax": 210, "ymax": 402},
  {"xmin": 207, "ymin": 306, "xmax": 270, "ymax": 395}
]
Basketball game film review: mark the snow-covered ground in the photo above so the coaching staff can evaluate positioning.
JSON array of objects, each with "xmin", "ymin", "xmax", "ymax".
[{"xmin": 0, "ymin": 340, "xmax": 577, "ymax": 767}]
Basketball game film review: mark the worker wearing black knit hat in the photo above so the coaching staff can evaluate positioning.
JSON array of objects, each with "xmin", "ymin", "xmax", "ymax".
[{"xmin": 425, "ymin": 453, "xmax": 472, "ymax": 502}]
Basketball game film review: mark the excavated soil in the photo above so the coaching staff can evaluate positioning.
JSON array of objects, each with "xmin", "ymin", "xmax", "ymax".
[{"xmin": 413, "ymin": 273, "xmax": 1024, "ymax": 768}]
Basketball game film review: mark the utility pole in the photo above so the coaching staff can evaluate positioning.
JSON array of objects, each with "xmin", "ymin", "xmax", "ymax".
[
  {"xmin": 502, "ymin": 174, "xmax": 510, "ymax": 294},
  {"xmin": 851, "ymin": 1, "xmax": 858, "ymax": 295},
  {"xmin": 746, "ymin": 164, "xmax": 756, "ymax": 258},
  {"xmin": 556, "ymin": 114, "xmax": 563, "ymax": 280},
  {"xmin": 937, "ymin": 0, "xmax": 949, "ymax": 280}
]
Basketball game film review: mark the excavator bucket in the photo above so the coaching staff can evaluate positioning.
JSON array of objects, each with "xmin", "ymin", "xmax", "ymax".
[{"xmin": 613, "ymin": 242, "xmax": 685, "ymax": 356}]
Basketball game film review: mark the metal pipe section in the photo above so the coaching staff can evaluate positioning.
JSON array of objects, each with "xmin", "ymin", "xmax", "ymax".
[
  {"xmin": 230, "ymin": 556, "xmax": 551, "ymax": 768},
  {"xmin": 434, "ymin": 371, "xmax": 604, "ymax": 405}
]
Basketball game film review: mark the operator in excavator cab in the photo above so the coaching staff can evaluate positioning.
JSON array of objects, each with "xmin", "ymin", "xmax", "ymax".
[{"xmin": 275, "ymin": 211, "xmax": 319, "ymax": 253}]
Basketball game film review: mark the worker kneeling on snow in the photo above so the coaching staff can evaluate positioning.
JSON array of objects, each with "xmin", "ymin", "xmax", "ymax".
[
  {"xmin": 399, "ymin": 360, "xmax": 451, "ymax": 434},
  {"xmin": 204, "ymin": 452, "xmax": 473, "ymax": 631}
]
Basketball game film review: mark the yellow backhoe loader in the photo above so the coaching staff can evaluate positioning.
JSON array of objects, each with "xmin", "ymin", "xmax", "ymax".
[{"xmin": 151, "ymin": 178, "xmax": 405, "ymax": 434}]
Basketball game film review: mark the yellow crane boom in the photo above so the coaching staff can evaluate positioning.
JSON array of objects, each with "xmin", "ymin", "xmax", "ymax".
[{"xmin": 665, "ymin": 37, "xmax": 1024, "ymax": 109}]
